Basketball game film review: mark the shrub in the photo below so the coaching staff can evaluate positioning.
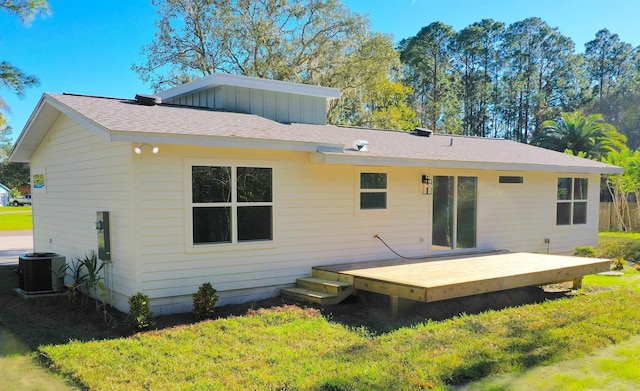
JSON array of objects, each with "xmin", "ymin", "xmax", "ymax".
[
  {"xmin": 598, "ymin": 240, "xmax": 627, "ymax": 259},
  {"xmin": 622, "ymin": 241, "xmax": 640, "ymax": 263},
  {"xmin": 573, "ymin": 246, "xmax": 596, "ymax": 257},
  {"xmin": 126, "ymin": 292, "xmax": 155, "ymax": 331},
  {"xmin": 193, "ymin": 282, "xmax": 219, "ymax": 321},
  {"xmin": 599, "ymin": 239, "xmax": 640, "ymax": 263}
]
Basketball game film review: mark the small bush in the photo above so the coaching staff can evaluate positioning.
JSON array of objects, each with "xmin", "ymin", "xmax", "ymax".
[
  {"xmin": 193, "ymin": 282, "xmax": 219, "ymax": 321},
  {"xmin": 599, "ymin": 239, "xmax": 640, "ymax": 263},
  {"xmin": 126, "ymin": 292, "xmax": 155, "ymax": 331},
  {"xmin": 574, "ymin": 246, "xmax": 596, "ymax": 257},
  {"xmin": 612, "ymin": 258, "xmax": 626, "ymax": 271},
  {"xmin": 623, "ymin": 241, "xmax": 640, "ymax": 263},
  {"xmin": 598, "ymin": 240, "xmax": 626, "ymax": 259}
]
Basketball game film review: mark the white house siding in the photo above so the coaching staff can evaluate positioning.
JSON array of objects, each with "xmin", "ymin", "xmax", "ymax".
[
  {"xmin": 133, "ymin": 146, "xmax": 604, "ymax": 314},
  {"xmin": 135, "ymin": 145, "xmax": 431, "ymax": 314},
  {"xmin": 163, "ymin": 85, "xmax": 328, "ymax": 125},
  {"xmin": 477, "ymin": 171, "xmax": 600, "ymax": 254},
  {"xmin": 29, "ymin": 114, "xmax": 136, "ymax": 311}
]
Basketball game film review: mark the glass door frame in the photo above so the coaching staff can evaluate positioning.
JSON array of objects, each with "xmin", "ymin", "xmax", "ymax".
[{"xmin": 431, "ymin": 175, "xmax": 478, "ymax": 253}]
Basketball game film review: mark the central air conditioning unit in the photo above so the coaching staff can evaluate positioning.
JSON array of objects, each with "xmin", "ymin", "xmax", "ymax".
[{"xmin": 17, "ymin": 252, "xmax": 66, "ymax": 294}]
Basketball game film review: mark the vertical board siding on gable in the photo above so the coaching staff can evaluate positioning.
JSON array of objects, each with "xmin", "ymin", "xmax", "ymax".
[
  {"xmin": 236, "ymin": 86, "xmax": 251, "ymax": 113},
  {"xmin": 263, "ymin": 90, "xmax": 277, "ymax": 120},
  {"xmin": 28, "ymin": 115, "xmax": 136, "ymax": 311},
  {"xmin": 250, "ymin": 89, "xmax": 264, "ymax": 117},
  {"xmin": 165, "ymin": 85, "xmax": 328, "ymax": 124}
]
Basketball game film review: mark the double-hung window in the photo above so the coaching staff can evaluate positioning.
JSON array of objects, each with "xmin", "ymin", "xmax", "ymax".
[
  {"xmin": 360, "ymin": 172, "xmax": 387, "ymax": 210},
  {"xmin": 556, "ymin": 177, "xmax": 587, "ymax": 225},
  {"xmin": 192, "ymin": 166, "xmax": 273, "ymax": 244}
]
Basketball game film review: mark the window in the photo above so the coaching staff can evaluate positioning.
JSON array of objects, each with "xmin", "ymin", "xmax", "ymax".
[
  {"xmin": 192, "ymin": 166, "xmax": 272, "ymax": 244},
  {"xmin": 556, "ymin": 177, "xmax": 587, "ymax": 225},
  {"xmin": 499, "ymin": 176, "xmax": 524, "ymax": 184},
  {"xmin": 360, "ymin": 172, "xmax": 387, "ymax": 209}
]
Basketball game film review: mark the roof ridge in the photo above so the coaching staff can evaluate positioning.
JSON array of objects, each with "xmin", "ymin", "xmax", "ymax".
[{"xmin": 60, "ymin": 92, "xmax": 131, "ymax": 101}]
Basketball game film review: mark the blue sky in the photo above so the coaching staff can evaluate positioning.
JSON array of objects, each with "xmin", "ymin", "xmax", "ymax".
[{"xmin": 2, "ymin": 0, "xmax": 640, "ymax": 144}]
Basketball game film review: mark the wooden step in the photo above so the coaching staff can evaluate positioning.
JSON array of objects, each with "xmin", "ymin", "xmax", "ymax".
[
  {"xmin": 312, "ymin": 269, "xmax": 354, "ymax": 283},
  {"xmin": 281, "ymin": 278, "xmax": 355, "ymax": 306},
  {"xmin": 280, "ymin": 287, "xmax": 343, "ymax": 305},
  {"xmin": 297, "ymin": 277, "xmax": 354, "ymax": 295}
]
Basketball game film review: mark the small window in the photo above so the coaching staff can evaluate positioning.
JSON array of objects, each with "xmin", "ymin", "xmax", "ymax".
[
  {"xmin": 360, "ymin": 172, "xmax": 387, "ymax": 209},
  {"xmin": 556, "ymin": 178, "xmax": 588, "ymax": 225},
  {"xmin": 499, "ymin": 176, "xmax": 524, "ymax": 184},
  {"xmin": 192, "ymin": 165, "xmax": 273, "ymax": 244}
]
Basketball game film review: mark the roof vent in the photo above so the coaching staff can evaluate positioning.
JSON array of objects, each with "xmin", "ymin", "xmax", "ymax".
[
  {"xmin": 135, "ymin": 93, "xmax": 162, "ymax": 106},
  {"xmin": 352, "ymin": 140, "xmax": 369, "ymax": 152},
  {"xmin": 414, "ymin": 127, "xmax": 433, "ymax": 137}
]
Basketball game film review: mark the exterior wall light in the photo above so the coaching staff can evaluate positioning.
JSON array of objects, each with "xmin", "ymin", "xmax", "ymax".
[
  {"xmin": 421, "ymin": 174, "xmax": 432, "ymax": 195},
  {"xmin": 134, "ymin": 144, "xmax": 159, "ymax": 154}
]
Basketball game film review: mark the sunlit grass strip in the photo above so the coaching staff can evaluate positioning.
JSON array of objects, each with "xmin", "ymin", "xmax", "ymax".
[
  {"xmin": 42, "ymin": 286, "xmax": 640, "ymax": 391},
  {"xmin": 462, "ymin": 335, "xmax": 640, "ymax": 391},
  {"xmin": 0, "ymin": 209, "xmax": 32, "ymax": 231},
  {"xmin": 599, "ymin": 231, "xmax": 640, "ymax": 242}
]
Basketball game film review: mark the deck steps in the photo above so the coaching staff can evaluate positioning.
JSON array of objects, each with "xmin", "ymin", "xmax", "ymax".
[{"xmin": 280, "ymin": 275, "xmax": 354, "ymax": 306}]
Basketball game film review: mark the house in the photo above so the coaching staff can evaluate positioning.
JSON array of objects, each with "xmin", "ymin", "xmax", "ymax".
[
  {"xmin": 0, "ymin": 183, "xmax": 9, "ymax": 206},
  {"xmin": 9, "ymin": 73, "xmax": 622, "ymax": 315}
]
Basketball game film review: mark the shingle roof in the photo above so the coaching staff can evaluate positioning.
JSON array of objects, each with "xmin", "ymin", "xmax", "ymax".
[{"xmin": 11, "ymin": 93, "xmax": 623, "ymax": 174}]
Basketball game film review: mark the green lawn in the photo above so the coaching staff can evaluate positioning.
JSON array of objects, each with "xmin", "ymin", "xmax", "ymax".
[
  {"xmin": 598, "ymin": 231, "xmax": 640, "ymax": 242},
  {"xmin": 1, "ymin": 232, "xmax": 639, "ymax": 390},
  {"xmin": 0, "ymin": 206, "xmax": 33, "ymax": 231},
  {"xmin": 39, "ymin": 268, "xmax": 640, "ymax": 390}
]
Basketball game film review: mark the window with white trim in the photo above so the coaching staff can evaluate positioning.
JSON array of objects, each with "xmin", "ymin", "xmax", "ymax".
[
  {"xmin": 191, "ymin": 166, "xmax": 272, "ymax": 244},
  {"xmin": 556, "ymin": 177, "xmax": 587, "ymax": 225},
  {"xmin": 359, "ymin": 172, "xmax": 387, "ymax": 210}
]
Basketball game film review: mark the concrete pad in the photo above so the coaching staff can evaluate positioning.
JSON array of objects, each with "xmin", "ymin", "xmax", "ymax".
[{"xmin": 0, "ymin": 230, "xmax": 33, "ymax": 265}]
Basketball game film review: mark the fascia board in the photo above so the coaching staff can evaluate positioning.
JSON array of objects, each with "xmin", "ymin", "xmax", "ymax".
[
  {"xmin": 311, "ymin": 152, "xmax": 624, "ymax": 174},
  {"xmin": 9, "ymin": 94, "xmax": 114, "ymax": 163}
]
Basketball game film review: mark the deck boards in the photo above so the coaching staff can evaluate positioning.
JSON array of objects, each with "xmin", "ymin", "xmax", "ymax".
[{"xmin": 315, "ymin": 252, "xmax": 611, "ymax": 303}]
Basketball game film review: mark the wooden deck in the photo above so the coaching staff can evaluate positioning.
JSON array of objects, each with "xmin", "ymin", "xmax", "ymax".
[{"xmin": 305, "ymin": 251, "xmax": 611, "ymax": 316}]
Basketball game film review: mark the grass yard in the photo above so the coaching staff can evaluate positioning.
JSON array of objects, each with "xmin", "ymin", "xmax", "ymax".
[
  {"xmin": 37, "ymin": 268, "xmax": 640, "ymax": 390},
  {"xmin": 0, "ymin": 206, "xmax": 33, "ymax": 231},
  {"xmin": 598, "ymin": 231, "xmax": 640, "ymax": 242},
  {"xmin": 0, "ymin": 232, "xmax": 639, "ymax": 390}
]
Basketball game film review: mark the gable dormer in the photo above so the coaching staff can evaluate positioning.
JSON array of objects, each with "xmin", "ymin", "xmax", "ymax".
[{"xmin": 157, "ymin": 73, "xmax": 340, "ymax": 125}]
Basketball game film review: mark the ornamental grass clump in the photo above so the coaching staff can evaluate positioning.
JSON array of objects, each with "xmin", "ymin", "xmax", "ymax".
[
  {"xmin": 612, "ymin": 257, "xmax": 626, "ymax": 271},
  {"xmin": 126, "ymin": 292, "xmax": 155, "ymax": 331},
  {"xmin": 193, "ymin": 282, "xmax": 219, "ymax": 321}
]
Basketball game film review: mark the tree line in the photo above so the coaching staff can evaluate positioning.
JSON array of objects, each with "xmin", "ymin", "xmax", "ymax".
[
  {"xmin": 132, "ymin": 1, "xmax": 640, "ymax": 151},
  {"xmin": 3, "ymin": 1, "xmax": 640, "ymax": 194},
  {"xmin": 399, "ymin": 18, "xmax": 640, "ymax": 149}
]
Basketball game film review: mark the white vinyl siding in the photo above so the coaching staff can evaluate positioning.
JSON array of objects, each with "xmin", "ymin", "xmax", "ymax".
[
  {"xmin": 476, "ymin": 171, "xmax": 599, "ymax": 254},
  {"xmin": 135, "ymin": 147, "xmax": 429, "ymax": 313},
  {"xmin": 29, "ymin": 115, "xmax": 136, "ymax": 311}
]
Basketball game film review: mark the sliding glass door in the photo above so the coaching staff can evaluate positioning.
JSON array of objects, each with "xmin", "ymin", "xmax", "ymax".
[{"xmin": 432, "ymin": 176, "xmax": 477, "ymax": 251}]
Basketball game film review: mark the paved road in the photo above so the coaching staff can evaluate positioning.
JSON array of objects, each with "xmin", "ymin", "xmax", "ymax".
[{"xmin": 0, "ymin": 230, "xmax": 33, "ymax": 265}]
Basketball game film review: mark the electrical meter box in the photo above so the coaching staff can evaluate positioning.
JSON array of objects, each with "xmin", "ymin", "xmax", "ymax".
[{"xmin": 96, "ymin": 211, "xmax": 111, "ymax": 261}]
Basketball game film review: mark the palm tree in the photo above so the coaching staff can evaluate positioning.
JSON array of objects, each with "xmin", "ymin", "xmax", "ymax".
[{"xmin": 531, "ymin": 111, "xmax": 627, "ymax": 159}]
